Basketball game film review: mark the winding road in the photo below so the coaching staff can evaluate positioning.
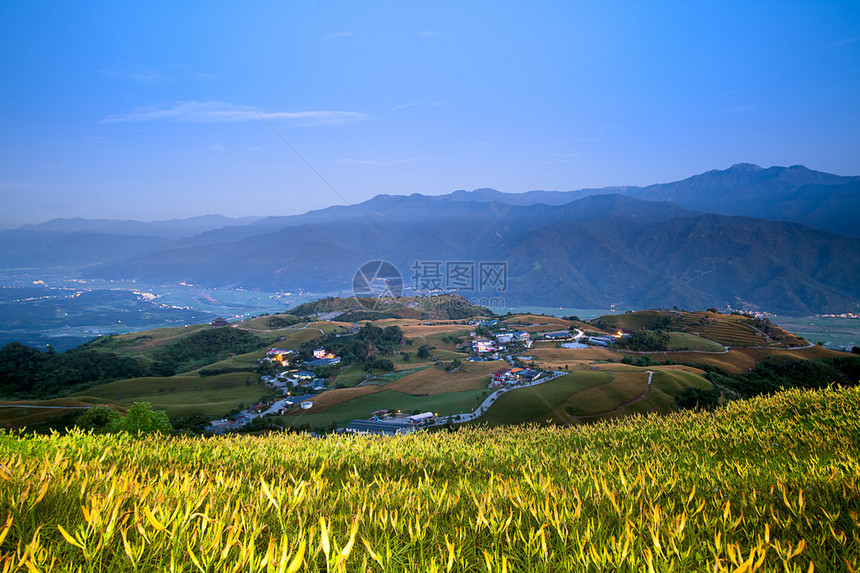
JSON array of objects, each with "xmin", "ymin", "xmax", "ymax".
[{"xmin": 431, "ymin": 370, "xmax": 567, "ymax": 425}]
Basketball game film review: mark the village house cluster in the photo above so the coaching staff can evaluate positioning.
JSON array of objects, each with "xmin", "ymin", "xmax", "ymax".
[
  {"xmin": 490, "ymin": 367, "xmax": 542, "ymax": 387},
  {"xmin": 206, "ymin": 345, "xmax": 344, "ymax": 433}
]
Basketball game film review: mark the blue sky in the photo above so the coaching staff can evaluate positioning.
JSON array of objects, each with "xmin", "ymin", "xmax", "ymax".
[{"xmin": 1, "ymin": 1, "xmax": 858, "ymax": 227}]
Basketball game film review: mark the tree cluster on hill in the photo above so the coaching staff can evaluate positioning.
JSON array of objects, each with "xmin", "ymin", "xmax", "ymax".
[
  {"xmin": 286, "ymin": 295, "xmax": 493, "ymax": 320},
  {"xmin": 299, "ymin": 323, "xmax": 404, "ymax": 372},
  {"xmin": 333, "ymin": 310, "xmax": 399, "ymax": 322},
  {"xmin": 621, "ymin": 355, "xmax": 655, "ymax": 367},
  {"xmin": 149, "ymin": 327, "xmax": 265, "ymax": 375},
  {"xmin": 285, "ymin": 297, "xmax": 354, "ymax": 317},
  {"xmin": 0, "ymin": 342, "xmax": 148, "ymax": 399},
  {"xmin": 613, "ymin": 330, "xmax": 671, "ymax": 352},
  {"xmin": 264, "ymin": 314, "xmax": 302, "ymax": 328}
]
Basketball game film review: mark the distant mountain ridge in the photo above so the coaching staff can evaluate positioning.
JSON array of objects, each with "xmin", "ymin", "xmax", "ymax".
[
  {"xmin": 5, "ymin": 164, "xmax": 860, "ymax": 315},
  {"xmin": 81, "ymin": 192, "xmax": 860, "ymax": 315},
  {"xmin": 18, "ymin": 214, "xmax": 263, "ymax": 239},
  {"xmin": 443, "ymin": 164, "xmax": 860, "ymax": 237},
  {"xmin": 0, "ymin": 215, "xmax": 263, "ymax": 268}
]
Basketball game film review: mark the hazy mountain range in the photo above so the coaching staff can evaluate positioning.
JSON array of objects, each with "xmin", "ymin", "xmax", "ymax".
[{"xmin": 3, "ymin": 164, "xmax": 859, "ymax": 315}]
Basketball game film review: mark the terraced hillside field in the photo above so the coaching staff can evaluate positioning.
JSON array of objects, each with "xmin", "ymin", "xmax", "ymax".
[
  {"xmin": 592, "ymin": 310, "xmax": 804, "ymax": 348},
  {"xmin": 528, "ymin": 343, "xmax": 846, "ymax": 375}
]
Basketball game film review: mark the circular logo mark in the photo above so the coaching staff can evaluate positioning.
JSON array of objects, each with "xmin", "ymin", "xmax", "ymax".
[{"xmin": 352, "ymin": 260, "xmax": 403, "ymax": 310}]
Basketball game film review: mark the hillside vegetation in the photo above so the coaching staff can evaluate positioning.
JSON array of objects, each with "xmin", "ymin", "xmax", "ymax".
[
  {"xmin": 286, "ymin": 294, "xmax": 493, "ymax": 321},
  {"xmin": 71, "ymin": 373, "xmax": 271, "ymax": 419},
  {"xmin": 1, "ymin": 386, "xmax": 859, "ymax": 571},
  {"xmin": 592, "ymin": 310, "xmax": 804, "ymax": 348}
]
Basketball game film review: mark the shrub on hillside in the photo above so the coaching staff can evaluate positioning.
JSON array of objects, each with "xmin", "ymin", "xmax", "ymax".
[{"xmin": 75, "ymin": 402, "xmax": 172, "ymax": 435}]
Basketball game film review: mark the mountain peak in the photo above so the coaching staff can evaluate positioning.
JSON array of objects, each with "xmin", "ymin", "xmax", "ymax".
[{"xmin": 728, "ymin": 163, "xmax": 763, "ymax": 171}]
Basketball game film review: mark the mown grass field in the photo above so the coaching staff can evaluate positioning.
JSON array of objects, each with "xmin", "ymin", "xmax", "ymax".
[
  {"xmin": 327, "ymin": 364, "xmax": 397, "ymax": 388},
  {"xmin": 501, "ymin": 314, "xmax": 574, "ymax": 327},
  {"xmin": 384, "ymin": 361, "xmax": 507, "ymax": 395},
  {"xmin": 666, "ymin": 331, "xmax": 726, "ymax": 351},
  {"xmin": 568, "ymin": 371, "xmax": 650, "ymax": 416},
  {"xmin": 0, "ymin": 398, "xmax": 113, "ymax": 431},
  {"xmin": 71, "ymin": 374, "xmax": 270, "ymax": 419},
  {"xmin": 188, "ymin": 348, "xmax": 268, "ymax": 373},
  {"xmin": 301, "ymin": 386, "xmax": 382, "ymax": 412},
  {"xmin": 482, "ymin": 369, "xmax": 712, "ymax": 426},
  {"xmin": 1, "ymin": 386, "xmax": 858, "ymax": 571},
  {"xmin": 593, "ymin": 310, "xmax": 675, "ymax": 332},
  {"xmin": 481, "ymin": 372, "xmax": 614, "ymax": 425}
]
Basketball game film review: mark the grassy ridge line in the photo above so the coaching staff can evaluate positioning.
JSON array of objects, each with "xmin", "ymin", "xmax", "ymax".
[{"xmin": 2, "ymin": 386, "xmax": 859, "ymax": 571}]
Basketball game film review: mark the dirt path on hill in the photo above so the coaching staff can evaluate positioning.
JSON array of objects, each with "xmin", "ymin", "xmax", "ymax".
[{"xmin": 570, "ymin": 371, "xmax": 654, "ymax": 420}]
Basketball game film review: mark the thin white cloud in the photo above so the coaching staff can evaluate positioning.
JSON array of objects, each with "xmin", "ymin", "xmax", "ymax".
[
  {"xmin": 390, "ymin": 101, "xmax": 443, "ymax": 111},
  {"xmin": 104, "ymin": 65, "xmax": 217, "ymax": 83},
  {"xmin": 342, "ymin": 156, "xmax": 442, "ymax": 167},
  {"xmin": 101, "ymin": 101, "xmax": 368, "ymax": 126},
  {"xmin": 168, "ymin": 64, "xmax": 218, "ymax": 80},
  {"xmin": 831, "ymin": 36, "xmax": 860, "ymax": 46},
  {"xmin": 728, "ymin": 104, "xmax": 758, "ymax": 114},
  {"xmin": 101, "ymin": 68, "xmax": 164, "ymax": 83},
  {"xmin": 324, "ymin": 31, "xmax": 353, "ymax": 39},
  {"xmin": 418, "ymin": 30, "xmax": 442, "ymax": 38}
]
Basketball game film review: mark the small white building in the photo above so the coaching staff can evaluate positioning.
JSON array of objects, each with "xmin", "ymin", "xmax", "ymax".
[{"xmin": 406, "ymin": 412, "xmax": 435, "ymax": 425}]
